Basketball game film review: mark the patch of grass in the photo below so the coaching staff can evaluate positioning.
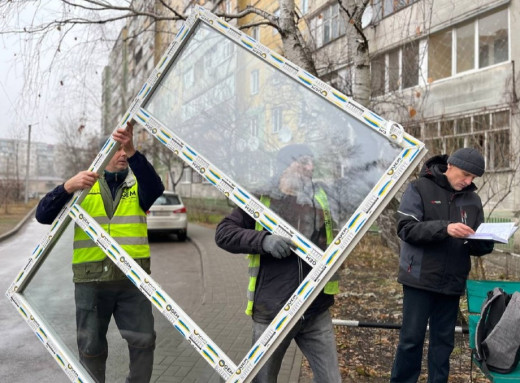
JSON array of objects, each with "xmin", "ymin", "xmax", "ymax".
[{"xmin": 0, "ymin": 201, "xmax": 37, "ymax": 236}]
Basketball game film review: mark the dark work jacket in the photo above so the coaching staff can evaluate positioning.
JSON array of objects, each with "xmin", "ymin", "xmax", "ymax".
[
  {"xmin": 35, "ymin": 151, "xmax": 164, "ymax": 281},
  {"xmin": 215, "ymin": 195, "xmax": 334, "ymax": 324},
  {"xmin": 36, "ymin": 151, "xmax": 164, "ymax": 224},
  {"xmin": 397, "ymin": 155, "xmax": 494, "ymax": 296}
]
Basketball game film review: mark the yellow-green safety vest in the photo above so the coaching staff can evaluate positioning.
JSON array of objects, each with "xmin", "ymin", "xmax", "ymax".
[
  {"xmin": 245, "ymin": 189, "xmax": 339, "ymax": 316},
  {"xmin": 73, "ymin": 178, "xmax": 150, "ymax": 264}
]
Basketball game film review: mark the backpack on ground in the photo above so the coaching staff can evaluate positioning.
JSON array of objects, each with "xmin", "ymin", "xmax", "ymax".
[{"xmin": 474, "ymin": 287, "xmax": 520, "ymax": 374}]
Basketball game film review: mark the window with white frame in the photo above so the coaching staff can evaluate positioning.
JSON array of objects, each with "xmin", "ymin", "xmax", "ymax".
[
  {"xmin": 250, "ymin": 70, "xmax": 259, "ymax": 95},
  {"xmin": 428, "ymin": 7, "xmax": 508, "ymax": 82},
  {"xmin": 422, "ymin": 110, "xmax": 511, "ymax": 171},
  {"xmin": 272, "ymin": 107, "xmax": 282, "ymax": 133},
  {"xmin": 370, "ymin": 40, "xmax": 419, "ymax": 96},
  {"xmin": 310, "ymin": 3, "xmax": 346, "ymax": 49}
]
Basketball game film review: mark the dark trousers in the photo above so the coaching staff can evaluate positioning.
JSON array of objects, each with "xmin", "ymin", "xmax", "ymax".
[
  {"xmin": 75, "ymin": 280, "xmax": 156, "ymax": 383},
  {"xmin": 252, "ymin": 310, "xmax": 341, "ymax": 383},
  {"xmin": 390, "ymin": 285, "xmax": 460, "ymax": 383}
]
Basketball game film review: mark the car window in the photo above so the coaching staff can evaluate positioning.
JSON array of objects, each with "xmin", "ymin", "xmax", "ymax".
[{"xmin": 154, "ymin": 194, "xmax": 181, "ymax": 206}]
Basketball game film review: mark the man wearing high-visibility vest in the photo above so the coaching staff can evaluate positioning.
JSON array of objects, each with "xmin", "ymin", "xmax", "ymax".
[
  {"xmin": 215, "ymin": 144, "xmax": 341, "ymax": 383},
  {"xmin": 36, "ymin": 122, "xmax": 164, "ymax": 383}
]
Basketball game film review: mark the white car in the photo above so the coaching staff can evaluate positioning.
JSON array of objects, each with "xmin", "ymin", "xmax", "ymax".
[{"xmin": 146, "ymin": 191, "xmax": 188, "ymax": 241}]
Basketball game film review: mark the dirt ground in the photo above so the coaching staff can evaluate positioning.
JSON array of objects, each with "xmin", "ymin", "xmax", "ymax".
[{"xmin": 298, "ymin": 233, "xmax": 510, "ymax": 382}]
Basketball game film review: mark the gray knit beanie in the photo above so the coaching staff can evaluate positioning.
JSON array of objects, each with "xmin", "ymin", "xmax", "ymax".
[{"xmin": 447, "ymin": 148, "xmax": 485, "ymax": 177}]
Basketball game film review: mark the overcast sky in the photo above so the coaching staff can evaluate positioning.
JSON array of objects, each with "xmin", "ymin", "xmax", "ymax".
[{"xmin": 0, "ymin": 2, "xmax": 122, "ymax": 144}]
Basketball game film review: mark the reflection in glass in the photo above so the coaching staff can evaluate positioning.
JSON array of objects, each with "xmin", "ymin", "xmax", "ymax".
[
  {"xmin": 145, "ymin": 22, "xmax": 402, "ymax": 233},
  {"xmin": 24, "ymin": 223, "xmax": 132, "ymax": 382},
  {"xmin": 23, "ymin": 220, "xmax": 222, "ymax": 382}
]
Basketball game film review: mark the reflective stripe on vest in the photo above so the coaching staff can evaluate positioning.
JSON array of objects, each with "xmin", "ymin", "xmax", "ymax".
[
  {"xmin": 73, "ymin": 178, "xmax": 150, "ymax": 264},
  {"xmin": 245, "ymin": 191, "xmax": 338, "ymax": 316}
]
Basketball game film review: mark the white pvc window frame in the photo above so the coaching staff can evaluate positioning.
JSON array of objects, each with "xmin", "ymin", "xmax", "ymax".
[{"xmin": 6, "ymin": 6, "xmax": 426, "ymax": 383}]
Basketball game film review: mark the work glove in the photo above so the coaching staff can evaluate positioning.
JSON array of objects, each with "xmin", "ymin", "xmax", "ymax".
[{"xmin": 261, "ymin": 235, "xmax": 293, "ymax": 259}]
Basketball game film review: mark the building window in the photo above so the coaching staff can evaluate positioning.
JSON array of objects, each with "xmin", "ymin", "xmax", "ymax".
[
  {"xmin": 371, "ymin": 55, "xmax": 385, "ymax": 97},
  {"xmin": 192, "ymin": 171, "xmax": 202, "ymax": 184},
  {"xmin": 301, "ymin": 0, "xmax": 308, "ymax": 14},
  {"xmin": 428, "ymin": 7, "xmax": 509, "ymax": 82},
  {"xmin": 272, "ymin": 107, "xmax": 282, "ymax": 133},
  {"xmin": 310, "ymin": 3, "xmax": 346, "ymax": 49},
  {"xmin": 373, "ymin": 0, "xmax": 419, "ymax": 20},
  {"xmin": 479, "ymin": 9, "xmax": 508, "ymax": 69},
  {"xmin": 422, "ymin": 110, "xmax": 511, "ymax": 171},
  {"xmin": 181, "ymin": 167, "xmax": 192, "ymax": 183},
  {"xmin": 388, "ymin": 49, "xmax": 400, "ymax": 92},
  {"xmin": 456, "ymin": 22, "xmax": 474, "ymax": 74},
  {"xmin": 250, "ymin": 70, "xmax": 259, "ymax": 95},
  {"xmin": 428, "ymin": 30, "xmax": 452, "ymax": 82},
  {"xmin": 371, "ymin": 40, "xmax": 419, "ymax": 96},
  {"xmin": 402, "ymin": 41, "xmax": 419, "ymax": 88},
  {"xmin": 250, "ymin": 116, "xmax": 259, "ymax": 137}
]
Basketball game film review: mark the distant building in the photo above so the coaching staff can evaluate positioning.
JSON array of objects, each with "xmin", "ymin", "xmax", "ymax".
[{"xmin": 0, "ymin": 138, "xmax": 63, "ymax": 199}]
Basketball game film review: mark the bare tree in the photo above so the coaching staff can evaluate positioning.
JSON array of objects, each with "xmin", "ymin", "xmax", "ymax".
[{"xmin": 54, "ymin": 116, "xmax": 99, "ymax": 179}]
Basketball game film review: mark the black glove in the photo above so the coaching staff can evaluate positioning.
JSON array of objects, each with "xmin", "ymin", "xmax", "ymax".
[{"xmin": 261, "ymin": 235, "xmax": 293, "ymax": 259}]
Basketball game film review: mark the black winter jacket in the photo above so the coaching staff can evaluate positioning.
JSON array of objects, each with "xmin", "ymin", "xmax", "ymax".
[
  {"xmin": 215, "ymin": 195, "xmax": 334, "ymax": 324},
  {"xmin": 397, "ymin": 155, "xmax": 494, "ymax": 296}
]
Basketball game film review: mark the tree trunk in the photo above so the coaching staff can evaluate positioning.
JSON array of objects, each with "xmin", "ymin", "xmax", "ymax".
[
  {"xmin": 278, "ymin": 0, "xmax": 318, "ymax": 76},
  {"xmin": 340, "ymin": 0, "xmax": 400, "ymax": 255}
]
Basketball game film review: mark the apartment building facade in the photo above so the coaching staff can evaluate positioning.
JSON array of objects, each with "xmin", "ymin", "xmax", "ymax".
[{"xmin": 101, "ymin": 0, "xmax": 519, "ymax": 214}]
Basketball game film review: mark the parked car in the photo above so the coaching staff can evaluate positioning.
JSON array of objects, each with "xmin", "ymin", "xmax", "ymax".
[{"xmin": 146, "ymin": 191, "xmax": 187, "ymax": 241}]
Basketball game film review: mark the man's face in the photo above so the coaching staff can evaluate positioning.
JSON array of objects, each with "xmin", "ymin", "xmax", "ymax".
[
  {"xmin": 445, "ymin": 164, "xmax": 477, "ymax": 191},
  {"xmin": 105, "ymin": 146, "xmax": 128, "ymax": 172},
  {"xmin": 279, "ymin": 156, "xmax": 314, "ymax": 195}
]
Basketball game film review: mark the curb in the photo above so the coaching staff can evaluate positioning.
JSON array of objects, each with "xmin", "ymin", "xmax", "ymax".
[{"xmin": 0, "ymin": 205, "xmax": 37, "ymax": 242}]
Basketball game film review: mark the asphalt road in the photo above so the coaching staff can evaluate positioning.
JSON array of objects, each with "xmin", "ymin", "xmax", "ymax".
[{"xmin": 1, "ymin": 217, "xmax": 213, "ymax": 382}]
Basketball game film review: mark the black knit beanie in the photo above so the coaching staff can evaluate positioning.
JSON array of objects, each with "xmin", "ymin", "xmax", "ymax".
[{"xmin": 447, "ymin": 148, "xmax": 485, "ymax": 177}]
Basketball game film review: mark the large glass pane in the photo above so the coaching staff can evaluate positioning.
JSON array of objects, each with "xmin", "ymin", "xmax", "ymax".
[
  {"xmin": 402, "ymin": 41, "xmax": 419, "ymax": 88},
  {"xmin": 456, "ymin": 22, "xmax": 475, "ymax": 73},
  {"xmin": 428, "ymin": 30, "xmax": 452, "ymax": 81},
  {"xmin": 144, "ymin": 22, "xmax": 403, "ymax": 231},
  {"xmin": 440, "ymin": 120, "xmax": 454, "ymax": 136},
  {"xmin": 488, "ymin": 130, "xmax": 510, "ymax": 170},
  {"xmin": 388, "ymin": 49, "xmax": 400, "ymax": 92},
  {"xmin": 456, "ymin": 117, "xmax": 471, "ymax": 134},
  {"xmin": 479, "ymin": 8, "xmax": 508, "ymax": 68},
  {"xmin": 371, "ymin": 55, "xmax": 386, "ymax": 96},
  {"xmin": 474, "ymin": 114, "xmax": 490, "ymax": 131},
  {"xmin": 493, "ymin": 110, "xmax": 509, "ymax": 129}
]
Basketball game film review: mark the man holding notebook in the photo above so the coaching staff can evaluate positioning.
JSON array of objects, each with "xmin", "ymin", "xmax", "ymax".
[{"xmin": 390, "ymin": 147, "xmax": 494, "ymax": 383}]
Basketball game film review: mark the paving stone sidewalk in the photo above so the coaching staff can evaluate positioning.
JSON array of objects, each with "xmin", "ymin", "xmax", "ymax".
[{"xmin": 151, "ymin": 223, "xmax": 303, "ymax": 383}]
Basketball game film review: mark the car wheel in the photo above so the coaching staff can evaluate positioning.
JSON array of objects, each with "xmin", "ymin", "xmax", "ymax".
[{"xmin": 177, "ymin": 231, "xmax": 187, "ymax": 242}]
